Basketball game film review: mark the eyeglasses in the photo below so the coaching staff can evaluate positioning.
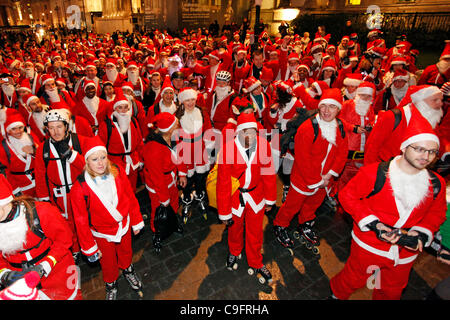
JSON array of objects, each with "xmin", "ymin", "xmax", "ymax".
[{"xmin": 407, "ymin": 145, "xmax": 439, "ymax": 157}]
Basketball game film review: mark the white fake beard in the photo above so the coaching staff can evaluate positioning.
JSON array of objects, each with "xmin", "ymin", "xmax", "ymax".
[
  {"xmin": 389, "ymin": 159, "xmax": 430, "ymax": 213},
  {"xmin": 343, "ymin": 88, "xmax": 356, "ymax": 100},
  {"xmin": 25, "ymin": 68, "xmax": 35, "ymax": 79},
  {"xmin": 106, "ymin": 69, "xmax": 118, "ymax": 82},
  {"xmin": 436, "ymin": 60, "xmax": 450, "ymax": 74},
  {"xmin": 32, "ymin": 111, "xmax": 47, "ymax": 132},
  {"xmin": 46, "ymin": 88, "xmax": 60, "ymax": 103},
  {"xmin": 2, "ymin": 84, "xmax": 15, "ymax": 97},
  {"xmin": 114, "ymin": 110, "xmax": 132, "ymax": 133},
  {"xmin": 391, "ymin": 84, "xmax": 408, "ymax": 104},
  {"xmin": 317, "ymin": 116, "xmax": 337, "ymax": 145},
  {"xmin": 83, "ymin": 96, "xmax": 100, "ymax": 115},
  {"xmin": 180, "ymin": 107, "xmax": 203, "ymax": 134},
  {"xmin": 9, "ymin": 133, "xmax": 33, "ymax": 158},
  {"xmin": 0, "ymin": 207, "xmax": 28, "ymax": 256},
  {"xmin": 127, "ymin": 70, "xmax": 139, "ymax": 84},
  {"xmin": 313, "ymin": 53, "xmax": 322, "ymax": 63},
  {"xmin": 215, "ymin": 86, "xmax": 231, "ymax": 101},
  {"xmin": 168, "ymin": 65, "xmax": 180, "ymax": 77},
  {"xmin": 354, "ymin": 95, "xmax": 372, "ymax": 116},
  {"xmin": 415, "ymin": 100, "xmax": 444, "ymax": 129},
  {"xmin": 106, "ymin": 94, "xmax": 116, "ymax": 102}
]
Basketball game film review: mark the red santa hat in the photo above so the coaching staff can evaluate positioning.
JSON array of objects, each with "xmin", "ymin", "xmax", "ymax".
[
  {"xmin": 208, "ymin": 50, "xmax": 221, "ymax": 61},
  {"xmin": 367, "ymin": 29, "xmax": 382, "ymax": 38},
  {"xmin": 310, "ymin": 42, "xmax": 323, "ymax": 53},
  {"xmin": 343, "ymin": 73, "xmax": 363, "ymax": 87},
  {"xmin": 178, "ymin": 87, "xmax": 198, "ymax": 104},
  {"xmin": 5, "ymin": 112, "xmax": 26, "ymax": 133},
  {"xmin": 392, "ymin": 69, "xmax": 410, "ymax": 82},
  {"xmin": 287, "ymin": 52, "xmax": 300, "ymax": 63},
  {"xmin": 232, "ymin": 96, "xmax": 255, "ymax": 115},
  {"xmin": 0, "ymin": 271, "xmax": 40, "ymax": 300},
  {"xmin": 22, "ymin": 93, "xmax": 39, "ymax": 107},
  {"xmin": 82, "ymin": 135, "xmax": 107, "ymax": 160},
  {"xmin": 260, "ymin": 67, "xmax": 274, "ymax": 82},
  {"xmin": 321, "ymin": 59, "xmax": 337, "ymax": 73},
  {"xmin": 41, "ymin": 74, "xmax": 54, "ymax": 86},
  {"xmin": 400, "ymin": 116, "xmax": 440, "ymax": 150},
  {"xmin": 121, "ymin": 81, "xmax": 134, "ymax": 92},
  {"xmin": 18, "ymin": 78, "xmax": 32, "ymax": 93},
  {"xmin": 440, "ymin": 41, "xmax": 450, "ymax": 60},
  {"xmin": 55, "ymin": 78, "xmax": 67, "ymax": 87},
  {"xmin": 84, "ymin": 60, "xmax": 97, "ymax": 69},
  {"xmin": 318, "ymin": 88, "xmax": 343, "ymax": 110},
  {"xmin": 105, "ymin": 58, "xmax": 117, "ymax": 67},
  {"xmin": 276, "ymin": 81, "xmax": 293, "ymax": 94},
  {"xmin": 236, "ymin": 112, "xmax": 258, "ymax": 132},
  {"xmin": 356, "ymin": 81, "xmax": 376, "ymax": 98},
  {"xmin": 160, "ymin": 76, "xmax": 175, "ymax": 96},
  {"xmin": 243, "ymin": 76, "xmax": 261, "ymax": 93},
  {"xmin": 126, "ymin": 61, "xmax": 139, "ymax": 70},
  {"xmin": 311, "ymin": 80, "xmax": 330, "ymax": 97},
  {"xmin": 150, "ymin": 112, "xmax": 177, "ymax": 132},
  {"xmin": 0, "ymin": 174, "xmax": 13, "ymax": 206},
  {"xmin": 390, "ymin": 56, "xmax": 407, "ymax": 67},
  {"xmin": 83, "ymin": 80, "xmax": 96, "ymax": 92},
  {"xmin": 409, "ymin": 85, "xmax": 442, "ymax": 105}
]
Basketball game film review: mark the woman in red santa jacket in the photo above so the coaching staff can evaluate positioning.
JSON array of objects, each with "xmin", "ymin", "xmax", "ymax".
[
  {"xmin": 0, "ymin": 112, "xmax": 40, "ymax": 197},
  {"xmin": 273, "ymin": 89, "xmax": 348, "ymax": 252},
  {"xmin": 0, "ymin": 175, "xmax": 82, "ymax": 300},
  {"xmin": 175, "ymin": 88, "xmax": 213, "ymax": 223},
  {"xmin": 98, "ymin": 90, "xmax": 144, "ymax": 192},
  {"xmin": 70, "ymin": 136, "xmax": 145, "ymax": 300},
  {"xmin": 142, "ymin": 112, "xmax": 187, "ymax": 253},
  {"xmin": 217, "ymin": 112, "xmax": 277, "ymax": 284},
  {"xmin": 330, "ymin": 119, "xmax": 447, "ymax": 300}
]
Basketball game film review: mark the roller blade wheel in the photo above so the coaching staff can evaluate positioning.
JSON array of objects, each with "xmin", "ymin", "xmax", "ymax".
[{"xmin": 248, "ymin": 265, "xmax": 273, "ymax": 285}]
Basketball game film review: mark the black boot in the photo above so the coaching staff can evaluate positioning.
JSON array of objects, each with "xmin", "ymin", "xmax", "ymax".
[
  {"xmin": 122, "ymin": 264, "xmax": 144, "ymax": 298},
  {"xmin": 105, "ymin": 280, "xmax": 118, "ymax": 300}
]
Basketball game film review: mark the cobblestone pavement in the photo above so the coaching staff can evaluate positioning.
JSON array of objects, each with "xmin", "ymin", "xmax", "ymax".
[{"xmin": 78, "ymin": 181, "xmax": 449, "ymax": 301}]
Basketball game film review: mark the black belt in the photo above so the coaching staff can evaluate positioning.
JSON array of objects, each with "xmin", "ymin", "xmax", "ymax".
[
  {"xmin": 179, "ymin": 132, "xmax": 204, "ymax": 143},
  {"xmin": 348, "ymin": 150, "xmax": 364, "ymax": 160},
  {"xmin": 10, "ymin": 168, "xmax": 34, "ymax": 176},
  {"xmin": 238, "ymin": 185, "xmax": 257, "ymax": 207},
  {"xmin": 108, "ymin": 151, "xmax": 132, "ymax": 157},
  {"xmin": 9, "ymin": 247, "xmax": 50, "ymax": 269}
]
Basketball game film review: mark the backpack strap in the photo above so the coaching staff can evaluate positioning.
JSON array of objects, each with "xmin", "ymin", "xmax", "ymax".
[
  {"xmin": 365, "ymin": 160, "xmax": 391, "ymax": 199},
  {"xmin": 311, "ymin": 116, "xmax": 320, "ymax": 143},
  {"xmin": 427, "ymin": 170, "xmax": 442, "ymax": 200},
  {"xmin": 336, "ymin": 118, "xmax": 346, "ymax": 139},
  {"xmin": 1, "ymin": 138, "xmax": 11, "ymax": 164},
  {"xmin": 391, "ymin": 108, "xmax": 402, "ymax": 132}
]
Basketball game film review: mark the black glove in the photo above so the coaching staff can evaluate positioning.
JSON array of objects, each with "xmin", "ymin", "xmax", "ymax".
[
  {"xmin": 0, "ymin": 270, "xmax": 28, "ymax": 287},
  {"xmin": 54, "ymin": 140, "xmax": 73, "ymax": 160},
  {"xmin": 222, "ymin": 218, "xmax": 234, "ymax": 227},
  {"xmin": 22, "ymin": 263, "xmax": 46, "ymax": 278},
  {"xmin": 366, "ymin": 220, "xmax": 396, "ymax": 241},
  {"xmin": 396, "ymin": 230, "xmax": 428, "ymax": 249}
]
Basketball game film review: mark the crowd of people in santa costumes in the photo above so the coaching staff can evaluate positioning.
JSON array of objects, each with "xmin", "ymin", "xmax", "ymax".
[{"xmin": 0, "ymin": 22, "xmax": 448, "ymax": 300}]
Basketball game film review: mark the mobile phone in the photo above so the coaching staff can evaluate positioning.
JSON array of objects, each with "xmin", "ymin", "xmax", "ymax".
[{"xmin": 384, "ymin": 229, "xmax": 401, "ymax": 237}]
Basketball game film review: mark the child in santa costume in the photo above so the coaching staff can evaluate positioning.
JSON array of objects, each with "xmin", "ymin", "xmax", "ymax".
[
  {"xmin": 272, "ymin": 89, "xmax": 348, "ymax": 251},
  {"xmin": 0, "ymin": 112, "xmax": 40, "ymax": 197},
  {"xmin": 364, "ymin": 85, "xmax": 444, "ymax": 165},
  {"xmin": 98, "ymin": 91, "xmax": 144, "ymax": 192},
  {"xmin": 217, "ymin": 112, "xmax": 277, "ymax": 283},
  {"xmin": 176, "ymin": 88, "xmax": 213, "ymax": 223},
  {"xmin": 0, "ymin": 175, "xmax": 82, "ymax": 300},
  {"xmin": 70, "ymin": 136, "xmax": 145, "ymax": 300},
  {"xmin": 330, "ymin": 119, "xmax": 446, "ymax": 300},
  {"xmin": 142, "ymin": 112, "xmax": 187, "ymax": 253}
]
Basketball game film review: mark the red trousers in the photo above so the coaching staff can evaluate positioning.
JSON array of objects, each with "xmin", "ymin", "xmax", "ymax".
[
  {"xmin": 147, "ymin": 185, "xmax": 180, "ymax": 233},
  {"xmin": 274, "ymin": 186, "xmax": 327, "ymax": 227},
  {"xmin": 228, "ymin": 206, "xmax": 265, "ymax": 269},
  {"xmin": 51, "ymin": 193, "xmax": 80, "ymax": 253},
  {"xmin": 95, "ymin": 229, "xmax": 133, "ymax": 283},
  {"xmin": 330, "ymin": 240, "xmax": 415, "ymax": 300}
]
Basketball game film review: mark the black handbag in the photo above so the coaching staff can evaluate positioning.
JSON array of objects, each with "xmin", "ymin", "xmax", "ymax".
[{"xmin": 154, "ymin": 204, "xmax": 179, "ymax": 240}]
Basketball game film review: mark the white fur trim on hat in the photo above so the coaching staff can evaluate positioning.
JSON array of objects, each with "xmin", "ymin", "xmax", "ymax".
[
  {"xmin": 356, "ymin": 86, "xmax": 374, "ymax": 96},
  {"xmin": 246, "ymin": 80, "xmax": 261, "ymax": 93},
  {"xmin": 6, "ymin": 121, "xmax": 25, "ymax": 132},
  {"xmin": 410, "ymin": 86, "xmax": 442, "ymax": 104},
  {"xmin": 178, "ymin": 88, "xmax": 198, "ymax": 104},
  {"xmin": 343, "ymin": 78, "xmax": 362, "ymax": 87},
  {"xmin": 113, "ymin": 99, "xmax": 129, "ymax": 110},
  {"xmin": 0, "ymin": 194, "xmax": 13, "ymax": 206},
  {"xmin": 26, "ymin": 95, "xmax": 39, "ymax": 106},
  {"xmin": 84, "ymin": 146, "xmax": 107, "ymax": 160},
  {"xmin": 236, "ymin": 122, "xmax": 257, "ymax": 132},
  {"xmin": 41, "ymin": 77, "xmax": 54, "ymax": 86},
  {"xmin": 158, "ymin": 118, "xmax": 177, "ymax": 133},
  {"xmin": 400, "ymin": 133, "xmax": 440, "ymax": 150},
  {"xmin": 318, "ymin": 98, "xmax": 342, "ymax": 110},
  {"xmin": 121, "ymin": 84, "xmax": 133, "ymax": 92}
]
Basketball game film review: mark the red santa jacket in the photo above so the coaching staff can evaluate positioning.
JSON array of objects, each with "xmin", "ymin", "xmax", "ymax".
[
  {"xmin": 102, "ymin": 72, "xmax": 127, "ymax": 88},
  {"xmin": 217, "ymin": 134, "xmax": 277, "ymax": 220},
  {"xmin": 73, "ymin": 96, "xmax": 110, "ymax": 130},
  {"xmin": 289, "ymin": 114, "xmax": 348, "ymax": 195},
  {"xmin": 418, "ymin": 63, "xmax": 449, "ymax": 87},
  {"xmin": 192, "ymin": 51, "xmax": 233, "ymax": 94},
  {"xmin": 98, "ymin": 112, "xmax": 144, "ymax": 175},
  {"xmin": 265, "ymin": 97, "xmax": 304, "ymax": 132},
  {"xmin": 339, "ymin": 158, "xmax": 446, "ymax": 265},
  {"xmin": 0, "ymin": 201, "xmax": 80, "ymax": 300},
  {"xmin": 231, "ymin": 61, "xmax": 251, "ymax": 93},
  {"xmin": 124, "ymin": 77, "xmax": 149, "ymax": 101},
  {"xmin": 0, "ymin": 131, "xmax": 40, "ymax": 194},
  {"xmin": 27, "ymin": 110, "xmax": 49, "ymax": 143},
  {"xmin": 205, "ymin": 89, "xmax": 237, "ymax": 132},
  {"xmin": 70, "ymin": 167, "xmax": 145, "ymax": 256},
  {"xmin": 142, "ymin": 134, "xmax": 187, "ymax": 206},
  {"xmin": 339, "ymin": 99, "xmax": 375, "ymax": 152}
]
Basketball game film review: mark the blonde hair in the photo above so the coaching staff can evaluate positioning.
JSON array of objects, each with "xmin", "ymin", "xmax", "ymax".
[{"xmin": 85, "ymin": 159, "xmax": 119, "ymax": 179}]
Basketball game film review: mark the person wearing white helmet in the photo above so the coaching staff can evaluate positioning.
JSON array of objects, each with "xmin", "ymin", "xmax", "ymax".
[{"xmin": 34, "ymin": 108, "xmax": 86, "ymax": 264}]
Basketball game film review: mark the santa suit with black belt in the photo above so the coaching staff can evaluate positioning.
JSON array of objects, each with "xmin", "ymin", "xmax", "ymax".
[
  {"xmin": 34, "ymin": 132, "xmax": 86, "ymax": 254},
  {"xmin": 0, "ymin": 126, "xmax": 40, "ymax": 197},
  {"xmin": 205, "ymin": 87, "xmax": 236, "ymax": 132},
  {"xmin": 71, "ymin": 159, "xmax": 144, "ymax": 283},
  {"xmin": 330, "ymin": 155, "xmax": 447, "ymax": 300},
  {"xmin": 98, "ymin": 95, "xmax": 144, "ymax": 192},
  {"xmin": 217, "ymin": 113, "xmax": 277, "ymax": 269},
  {"xmin": 336, "ymin": 83, "xmax": 376, "ymax": 192},
  {"xmin": 142, "ymin": 117, "xmax": 187, "ymax": 233},
  {"xmin": 274, "ymin": 91, "xmax": 348, "ymax": 228},
  {"xmin": 0, "ymin": 192, "xmax": 82, "ymax": 299}
]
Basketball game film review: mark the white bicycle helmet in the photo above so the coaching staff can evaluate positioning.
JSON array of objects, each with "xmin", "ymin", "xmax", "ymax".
[
  {"xmin": 216, "ymin": 70, "xmax": 231, "ymax": 82},
  {"xmin": 43, "ymin": 109, "xmax": 70, "ymax": 127}
]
